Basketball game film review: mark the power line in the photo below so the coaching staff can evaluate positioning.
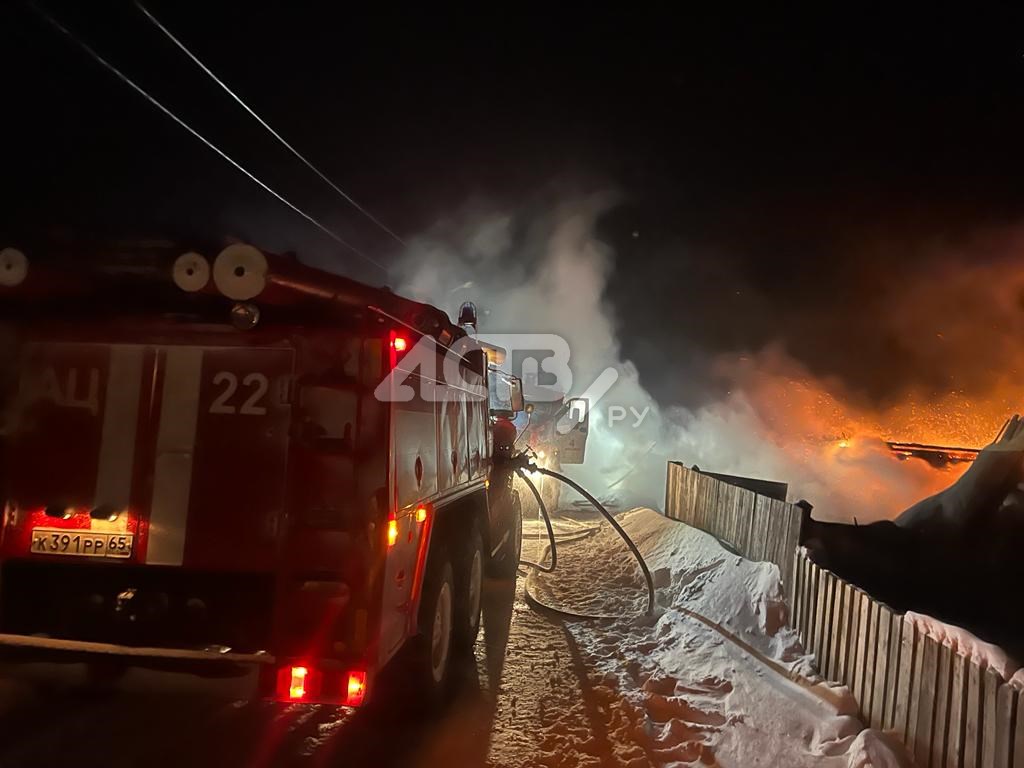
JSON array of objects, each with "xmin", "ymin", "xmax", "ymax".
[
  {"xmin": 134, "ymin": 0, "xmax": 408, "ymax": 248},
  {"xmin": 31, "ymin": 3, "xmax": 387, "ymax": 273}
]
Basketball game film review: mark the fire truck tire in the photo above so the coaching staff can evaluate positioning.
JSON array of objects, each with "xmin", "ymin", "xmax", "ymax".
[
  {"xmin": 454, "ymin": 520, "xmax": 485, "ymax": 652},
  {"xmin": 410, "ymin": 551, "xmax": 456, "ymax": 703},
  {"xmin": 489, "ymin": 492, "xmax": 522, "ymax": 580}
]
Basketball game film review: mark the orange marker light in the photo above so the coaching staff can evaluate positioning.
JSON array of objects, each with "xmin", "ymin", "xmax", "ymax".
[
  {"xmin": 288, "ymin": 666, "xmax": 308, "ymax": 699},
  {"xmin": 392, "ymin": 336, "xmax": 409, "ymax": 353},
  {"xmin": 346, "ymin": 670, "xmax": 367, "ymax": 706},
  {"xmin": 387, "ymin": 517, "xmax": 399, "ymax": 547},
  {"xmin": 415, "ymin": 506, "xmax": 428, "ymax": 523}
]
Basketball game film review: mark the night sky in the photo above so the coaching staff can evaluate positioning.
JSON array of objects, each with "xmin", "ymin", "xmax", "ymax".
[{"xmin": 5, "ymin": 3, "xmax": 1024, "ymax": 408}]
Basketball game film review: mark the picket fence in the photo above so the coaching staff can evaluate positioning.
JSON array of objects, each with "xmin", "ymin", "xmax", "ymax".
[
  {"xmin": 664, "ymin": 461, "xmax": 1022, "ymax": 767},
  {"xmin": 664, "ymin": 461, "xmax": 802, "ymax": 594}
]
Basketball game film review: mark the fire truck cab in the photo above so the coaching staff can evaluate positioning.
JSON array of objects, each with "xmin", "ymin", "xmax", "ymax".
[{"xmin": 0, "ymin": 243, "xmax": 525, "ymax": 706}]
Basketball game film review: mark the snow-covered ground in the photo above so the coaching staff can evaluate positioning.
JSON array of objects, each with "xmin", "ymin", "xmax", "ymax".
[
  {"xmin": 526, "ymin": 508, "xmax": 910, "ymax": 767},
  {"xmin": 0, "ymin": 508, "xmax": 911, "ymax": 767}
]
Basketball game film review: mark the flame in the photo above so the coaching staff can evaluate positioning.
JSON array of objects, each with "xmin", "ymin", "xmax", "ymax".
[
  {"xmin": 699, "ymin": 346, "xmax": 997, "ymax": 523},
  {"xmin": 703, "ymin": 237, "xmax": 1024, "ymax": 524}
]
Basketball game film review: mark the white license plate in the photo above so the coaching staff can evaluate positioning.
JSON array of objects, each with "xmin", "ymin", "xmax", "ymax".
[{"xmin": 30, "ymin": 528, "xmax": 133, "ymax": 559}]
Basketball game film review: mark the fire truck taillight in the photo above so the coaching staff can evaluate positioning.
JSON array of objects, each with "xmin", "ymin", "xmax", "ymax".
[
  {"xmin": 415, "ymin": 505, "xmax": 428, "ymax": 524},
  {"xmin": 391, "ymin": 335, "xmax": 409, "ymax": 353},
  {"xmin": 287, "ymin": 666, "xmax": 310, "ymax": 700},
  {"xmin": 345, "ymin": 671, "xmax": 367, "ymax": 706},
  {"xmin": 387, "ymin": 516, "xmax": 399, "ymax": 547},
  {"xmin": 280, "ymin": 667, "xmax": 323, "ymax": 704}
]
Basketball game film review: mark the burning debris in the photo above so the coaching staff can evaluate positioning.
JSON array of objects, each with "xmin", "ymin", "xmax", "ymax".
[{"xmin": 803, "ymin": 415, "xmax": 1024, "ymax": 659}]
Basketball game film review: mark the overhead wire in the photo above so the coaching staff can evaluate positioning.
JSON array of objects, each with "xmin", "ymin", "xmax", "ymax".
[
  {"xmin": 133, "ymin": 0, "xmax": 407, "ymax": 248},
  {"xmin": 30, "ymin": 3, "xmax": 387, "ymax": 273}
]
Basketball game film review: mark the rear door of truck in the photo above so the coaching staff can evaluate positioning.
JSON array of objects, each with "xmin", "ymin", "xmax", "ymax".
[{"xmin": 2, "ymin": 338, "xmax": 293, "ymax": 572}]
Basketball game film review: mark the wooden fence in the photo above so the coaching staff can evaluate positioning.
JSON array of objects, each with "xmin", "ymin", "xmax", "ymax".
[
  {"xmin": 664, "ymin": 460, "xmax": 1022, "ymax": 767},
  {"xmin": 664, "ymin": 461, "xmax": 802, "ymax": 596},
  {"xmin": 793, "ymin": 549, "xmax": 1023, "ymax": 768}
]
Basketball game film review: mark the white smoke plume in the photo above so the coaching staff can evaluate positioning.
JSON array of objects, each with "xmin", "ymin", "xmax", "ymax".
[{"xmin": 390, "ymin": 192, "xmax": 994, "ymax": 521}]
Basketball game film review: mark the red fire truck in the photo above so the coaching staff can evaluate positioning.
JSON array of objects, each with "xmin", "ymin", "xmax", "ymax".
[{"xmin": 0, "ymin": 243, "xmax": 525, "ymax": 706}]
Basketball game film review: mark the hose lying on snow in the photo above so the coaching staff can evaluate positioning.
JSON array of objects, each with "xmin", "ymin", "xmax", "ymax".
[{"xmin": 515, "ymin": 464, "xmax": 656, "ymax": 618}]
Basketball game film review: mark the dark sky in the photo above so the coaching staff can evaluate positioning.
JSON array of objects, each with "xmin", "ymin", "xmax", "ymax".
[{"xmin": 5, "ymin": 3, "xmax": 1024, "ymax": 408}]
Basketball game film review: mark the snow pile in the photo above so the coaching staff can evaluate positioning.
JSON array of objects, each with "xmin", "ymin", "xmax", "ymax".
[{"xmin": 527, "ymin": 509, "xmax": 909, "ymax": 767}]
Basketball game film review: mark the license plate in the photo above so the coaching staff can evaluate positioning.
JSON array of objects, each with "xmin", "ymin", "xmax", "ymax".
[{"xmin": 30, "ymin": 528, "xmax": 133, "ymax": 559}]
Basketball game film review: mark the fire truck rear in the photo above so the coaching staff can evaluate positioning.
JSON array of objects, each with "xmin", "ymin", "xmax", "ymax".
[{"xmin": 0, "ymin": 243, "xmax": 524, "ymax": 706}]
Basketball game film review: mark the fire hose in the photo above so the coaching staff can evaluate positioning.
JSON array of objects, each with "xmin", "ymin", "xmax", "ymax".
[{"xmin": 514, "ymin": 461, "xmax": 656, "ymax": 619}]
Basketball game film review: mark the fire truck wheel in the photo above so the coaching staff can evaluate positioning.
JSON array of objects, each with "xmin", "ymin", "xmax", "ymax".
[
  {"xmin": 454, "ymin": 520, "xmax": 484, "ymax": 652},
  {"xmin": 411, "ymin": 551, "xmax": 456, "ymax": 702},
  {"xmin": 489, "ymin": 492, "xmax": 523, "ymax": 580}
]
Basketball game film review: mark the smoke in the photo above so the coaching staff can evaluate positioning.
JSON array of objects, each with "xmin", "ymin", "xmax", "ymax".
[
  {"xmin": 390, "ymin": 192, "xmax": 1020, "ymax": 522},
  {"xmin": 390, "ymin": 191, "xmax": 668, "ymax": 505}
]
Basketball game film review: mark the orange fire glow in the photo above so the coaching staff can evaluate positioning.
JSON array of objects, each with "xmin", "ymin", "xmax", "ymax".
[{"xmin": 707, "ymin": 343, "xmax": 1014, "ymax": 522}]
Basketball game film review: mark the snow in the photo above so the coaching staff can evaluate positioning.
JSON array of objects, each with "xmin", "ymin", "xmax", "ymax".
[
  {"xmin": 0, "ymin": 509, "xmax": 914, "ymax": 767},
  {"xmin": 904, "ymin": 611, "xmax": 1021, "ymax": 682},
  {"xmin": 526, "ymin": 508, "xmax": 910, "ymax": 767}
]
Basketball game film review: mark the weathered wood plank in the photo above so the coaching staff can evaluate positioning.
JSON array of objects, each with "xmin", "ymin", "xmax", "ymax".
[
  {"xmin": 860, "ymin": 598, "xmax": 877, "ymax": 715},
  {"xmin": 703, "ymin": 473, "xmax": 720, "ymax": 536},
  {"xmin": 664, "ymin": 463, "xmax": 677, "ymax": 519},
  {"xmin": 810, "ymin": 565, "xmax": 824, "ymax": 669},
  {"xmin": 1013, "ymin": 687, "xmax": 1024, "ymax": 768},
  {"xmin": 894, "ymin": 618, "xmax": 917, "ymax": 741},
  {"xmin": 716, "ymin": 487, "xmax": 741, "ymax": 552},
  {"xmin": 705, "ymin": 474, "xmax": 722, "ymax": 537},
  {"xmin": 819, "ymin": 573, "xmax": 835, "ymax": 675},
  {"xmin": 884, "ymin": 611, "xmax": 904, "ymax": 731},
  {"xmin": 758, "ymin": 494, "xmax": 774, "ymax": 563},
  {"xmin": 765, "ymin": 498, "xmax": 782, "ymax": 580},
  {"xmin": 932, "ymin": 642, "xmax": 954, "ymax": 768},
  {"xmin": 964, "ymin": 659, "xmax": 984, "ymax": 768},
  {"xmin": 981, "ymin": 668, "xmax": 1002, "ymax": 768},
  {"xmin": 689, "ymin": 468, "xmax": 702, "ymax": 528},
  {"xmin": 676, "ymin": 465, "xmax": 696, "ymax": 526},
  {"xmin": 668, "ymin": 463, "xmax": 682, "ymax": 522},
  {"xmin": 907, "ymin": 631, "xmax": 928, "ymax": 755},
  {"xmin": 809, "ymin": 563, "xmax": 823, "ymax": 671},
  {"xmin": 946, "ymin": 650, "xmax": 969, "ymax": 768},
  {"xmin": 861, "ymin": 599, "xmax": 878, "ymax": 725},
  {"xmin": 802, "ymin": 555, "xmax": 816, "ymax": 649},
  {"xmin": 766, "ymin": 498, "xmax": 786, "ymax": 572},
  {"xmin": 870, "ymin": 605, "xmax": 893, "ymax": 731},
  {"xmin": 795, "ymin": 554, "xmax": 807, "ymax": 645},
  {"xmin": 798, "ymin": 552, "xmax": 815, "ymax": 651},
  {"xmin": 847, "ymin": 589, "xmax": 862, "ymax": 689},
  {"xmin": 790, "ymin": 548, "xmax": 801, "ymax": 633},
  {"xmin": 671, "ymin": 463, "xmax": 689, "ymax": 522},
  {"xmin": 735, "ymin": 485, "xmax": 757, "ymax": 555},
  {"xmin": 913, "ymin": 634, "xmax": 940, "ymax": 765},
  {"xmin": 780, "ymin": 502, "xmax": 802, "ymax": 597},
  {"xmin": 817, "ymin": 572, "xmax": 834, "ymax": 677},
  {"xmin": 689, "ymin": 470, "xmax": 706, "ymax": 531},
  {"xmin": 994, "ymin": 681, "xmax": 1016, "ymax": 768},
  {"xmin": 834, "ymin": 581, "xmax": 852, "ymax": 684},
  {"xmin": 748, "ymin": 494, "xmax": 771, "ymax": 562}
]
